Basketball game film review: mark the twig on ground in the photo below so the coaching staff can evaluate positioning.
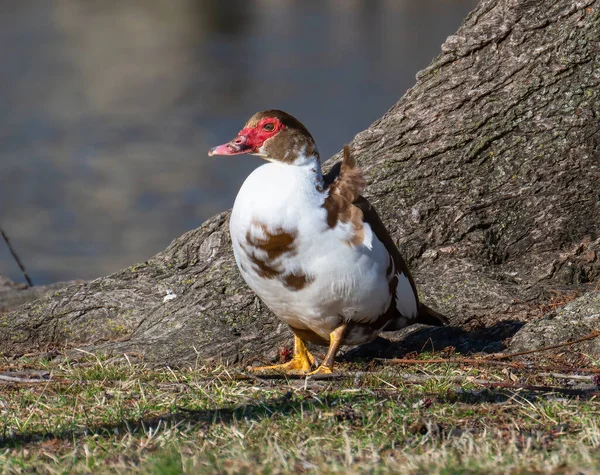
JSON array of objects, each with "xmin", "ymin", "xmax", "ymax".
[
  {"xmin": 383, "ymin": 357, "xmax": 527, "ymax": 369},
  {"xmin": 537, "ymin": 373, "xmax": 594, "ymax": 381},
  {"xmin": 0, "ymin": 228, "xmax": 33, "ymax": 287},
  {"xmin": 386, "ymin": 357, "xmax": 600, "ymax": 374},
  {"xmin": 0, "ymin": 373, "xmax": 51, "ymax": 384},
  {"xmin": 467, "ymin": 381, "xmax": 599, "ymax": 396},
  {"xmin": 488, "ymin": 330, "xmax": 600, "ymax": 360},
  {"xmin": 235, "ymin": 371, "xmax": 279, "ymax": 387}
]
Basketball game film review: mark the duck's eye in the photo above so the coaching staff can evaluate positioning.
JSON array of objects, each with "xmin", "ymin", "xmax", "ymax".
[{"xmin": 263, "ymin": 122, "xmax": 275, "ymax": 132}]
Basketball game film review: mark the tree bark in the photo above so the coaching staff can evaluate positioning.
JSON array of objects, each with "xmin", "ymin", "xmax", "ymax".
[
  {"xmin": 0, "ymin": 275, "xmax": 77, "ymax": 315},
  {"xmin": 1, "ymin": 0, "xmax": 599, "ymax": 365}
]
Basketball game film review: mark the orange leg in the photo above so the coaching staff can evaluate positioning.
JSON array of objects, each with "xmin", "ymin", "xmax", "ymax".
[
  {"xmin": 306, "ymin": 323, "xmax": 347, "ymax": 375},
  {"xmin": 251, "ymin": 334, "xmax": 316, "ymax": 374}
]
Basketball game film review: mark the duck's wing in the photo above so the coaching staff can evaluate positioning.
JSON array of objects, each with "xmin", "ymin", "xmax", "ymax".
[
  {"xmin": 324, "ymin": 146, "xmax": 447, "ymax": 327},
  {"xmin": 354, "ymin": 196, "xmax": 448, "ymax": 327}
]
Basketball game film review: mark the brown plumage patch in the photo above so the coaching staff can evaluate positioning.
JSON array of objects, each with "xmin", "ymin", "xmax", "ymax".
[
  {"xmin": 262, "ymin": 129, "xmax": 318, "ymax": 164},
  {"xmin": 246, "ymin": 253, "xmax": 280, "ymax": 279},
  {"xmin": 323, "ymin": 145, "xmax": 367, "ymax": 246},
  {"xmin": 283, "ymin": 272, "xmax": 315, "ymax": 291},
  {"xmin": 246, "ymin": 222, "xmax": 296, "ymax": 260},
  {"xmin": 242, "ymin": 221, "xmax": 314, "ymax": 291},
  {"xmin": 386, "ymin": 254, "xmax": 398, "ymax": 301}
]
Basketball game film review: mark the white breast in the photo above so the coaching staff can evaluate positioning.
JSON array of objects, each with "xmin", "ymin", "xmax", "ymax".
[{"xmin": 230, "ymin": 160, "xmax": 394, "ymax": 344}]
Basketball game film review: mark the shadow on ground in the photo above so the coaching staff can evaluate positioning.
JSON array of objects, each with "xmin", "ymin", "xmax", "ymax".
[{"xmin": 341, "ymin": 321, "xmax": 525, "ymax": 362}]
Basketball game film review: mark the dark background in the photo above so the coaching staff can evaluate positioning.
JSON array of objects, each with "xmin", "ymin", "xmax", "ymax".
[{"xmin": 0, "ymin": 0, "xmax": 477, "ymax": 285}]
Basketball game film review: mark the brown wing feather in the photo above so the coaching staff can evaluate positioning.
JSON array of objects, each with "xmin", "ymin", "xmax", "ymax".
[
  {"xmin": 322, "ymin": 146, "xmax": 367, "ymax": 245},
  {"xmin": 324, "ymin": 146, "xmax": 448, "ymax": 328}
]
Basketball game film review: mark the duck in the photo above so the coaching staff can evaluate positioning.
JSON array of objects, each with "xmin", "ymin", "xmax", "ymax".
[{"xmin": 209, "ymin": 110, "xmax": 447, "ymax": 374}]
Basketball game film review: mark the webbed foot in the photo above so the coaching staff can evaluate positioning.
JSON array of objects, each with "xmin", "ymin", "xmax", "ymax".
[
  {"xmin": 306, "ymin": 365, "xmax": 334, "ymax": 376},
  {"xmin": 250, "ymin": 335, "xmax": 316, "ymax": 374},
  {"xmin": 251, "ymin": 355, "xmax": 315, "ymax": 374}
]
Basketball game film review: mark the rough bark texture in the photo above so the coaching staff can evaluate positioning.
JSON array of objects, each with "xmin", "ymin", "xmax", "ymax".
[
  {"xmin": 0, "ymin": 275, "xmax": 76, "ymax": 315},
  {"xmin": 509, "ymin": 291, "xmax": 600, "ymax": 362},
  {"xmin": 1, "ymin": 0, "xmax": 599, "ymax": 365}
]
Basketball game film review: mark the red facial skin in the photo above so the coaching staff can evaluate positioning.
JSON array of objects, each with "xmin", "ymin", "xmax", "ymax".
[{"xmin": 208, "ymin": 117, "xmax": 286, "ymax": 156}]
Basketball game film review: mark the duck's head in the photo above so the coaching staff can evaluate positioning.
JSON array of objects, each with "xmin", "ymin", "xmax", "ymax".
[{"xmin": 208, "ymin": 110, "xmax": 318, "ymax": 164}]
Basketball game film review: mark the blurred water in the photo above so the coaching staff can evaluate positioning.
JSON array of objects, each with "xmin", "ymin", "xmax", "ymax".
[{"xmin": 0, "ymin": 0, "xmax": 477, "ymax": 285}]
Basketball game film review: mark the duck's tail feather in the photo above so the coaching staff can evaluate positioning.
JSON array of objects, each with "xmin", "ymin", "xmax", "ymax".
[{"xmin": 415, "ymin": 303, "xmax": 449, "ymax": 326}]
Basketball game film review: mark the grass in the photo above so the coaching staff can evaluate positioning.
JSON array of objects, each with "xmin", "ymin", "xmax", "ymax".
[{"xmin": 1, "ymin": 353, "xmax": 600, "ymax": 474}]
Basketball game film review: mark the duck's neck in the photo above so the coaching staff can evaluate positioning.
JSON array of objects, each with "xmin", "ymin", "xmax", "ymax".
[{"xmin": 291, "ymin": 154, "xmax": 323, "ymax": 186}]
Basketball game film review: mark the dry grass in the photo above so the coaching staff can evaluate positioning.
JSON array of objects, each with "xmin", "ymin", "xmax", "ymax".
[{"xmin": 1, "ymin": 353, "xmax": 600, "ymax": 474}]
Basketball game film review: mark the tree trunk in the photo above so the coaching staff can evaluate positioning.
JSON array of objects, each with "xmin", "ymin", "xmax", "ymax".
[
  {"xmin": 0, "ymin": 275, "xmax": 77, "ymax": 315},
  {"xmin": 1, "ymin": 0, "xmax": 599, "ymax": 365}
]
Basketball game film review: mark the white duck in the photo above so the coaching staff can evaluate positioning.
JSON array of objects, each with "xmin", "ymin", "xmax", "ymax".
[{"xmin": 209, "ymin": 110, "xmax": 447, "ymax": 374}]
